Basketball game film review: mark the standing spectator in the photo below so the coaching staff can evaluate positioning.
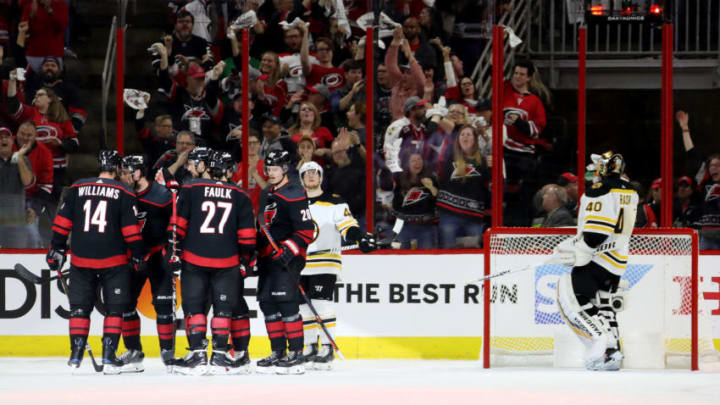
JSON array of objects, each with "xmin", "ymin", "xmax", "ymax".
[
  {"xmin": 13, "ymin": 120, "xmax": 52, "ymax": 247},
  {"xmin": 295, "ymin": 136, "xmax": 318, "ymax": 171},
  {"xmin": 6, "ymin": 71, "xmax": 77, "ymax": 201},
  {"xmin": 20, "ymin": 0, "xmax": 69, "ymax": 72},
  {"xmin": 540, "ymin": 184, "xmax": 576, "ymax": 227},
  {"xmin": 502, "ymin": 60, "xmax": 547, "ymax": 226},
  {"xmin": 164, "ymin": 10, "xmax": 211, "ymax": 67},
  {"xmin": 442, "ymin": 43, "xmax": 479, "ymax": 114},
  {"xmin": 330, "ymin": 60, "xmax": 364, "ymax": 115},
  {"xmin": 0, "ymin": 126, "xmax": 35, "ymax": 248},
  {"xmin": 156, "ymin": 43, "xmax": 223, "ymax": 145},
  {"xmin": 392, "ymin": 152, "xmax": 438, "ymax": 249},
  {"xmin": 136, "ymin": 111, "xmax": 176, "ymax": 171},
  {"xmin": 231, "ymin": 130, "xmax": 267, "ymax": 211},
  {"xmin": 436, "ymin": 125, "xmax": 490, "ymax": 248},
  {"xmin": 383, "ymin": 96, "xmax": 427, "ymax": 173},
  {"xmin": 258, "ymin": 113, "xmax": 296, "ymax": 160},
  {"xmin": 152, "ymin": 130, "xmax": 196, "ymax": 186},
  {"xmin": 674, "ymin": 176, "xmax": 700, "ymax": 228},
  {"xmin": 278, "ymin": 26, "xmax": 317, "ymax": 94},
  {"xmin": 24, "ymin": 56, "xmax": 86, "ymax": 135},
  {"xmin": 401, "ymin": 17, "xmax": 436, "ymax": 68},
  {"xmin": 288, "ymin": 102, "xmax": 333, "ymax": 149},
  {"xmin": 373, "ymin": 63, "xmax": 393, "ymax": 138},
  {"xmin": 254, "ymin": 51, "xmax": 288, "ymax": 116},
  {"xmin": 300, "ymin": 23, "xmax": 344, "ymax": 92},
  {"xmin": 324, "ymin": 132, "xmax": 366, "ymax": 227},
  {"xmin": 182, "ymin": 0, "xmax": 214, "ymax": 43},
  {"xmin": 346, "ymin": 102, "xmax": 366, "ymax": 145},
  {"xmin": 385, "ymin": 27, "xmax": 425, "ymax": 121},
  {"xmin": 636, "ymin": 178, "xmax": 661, "ymax": 228}
]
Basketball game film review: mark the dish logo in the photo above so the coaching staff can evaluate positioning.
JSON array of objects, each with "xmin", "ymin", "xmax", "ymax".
[{"xmin": 534, "ymin": 264, "xmax": 653, "ymax": 324}]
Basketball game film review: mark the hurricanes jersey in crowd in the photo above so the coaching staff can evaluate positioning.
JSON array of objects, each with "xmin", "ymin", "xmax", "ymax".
[
  {"xmin": 51, "ymin": 177, "xmax": 144, "ymax": 268},
  {"xmin": 174, "ymin": 178, "xmax": 256, "ymax": 268},
  {"xmin": 135, "ymin": 181, "xmax": 173, "ymax": 254},
  {"xmin": 304, "ymin": 193, "xmax": 359, "ymax": 276},
  {"xmin": 577, "ymin": 177, "xmax": 638, "ymax": 276},
  {"xmin": 257, "ymin": 182, "xmax": 314, "ymax": 259}
]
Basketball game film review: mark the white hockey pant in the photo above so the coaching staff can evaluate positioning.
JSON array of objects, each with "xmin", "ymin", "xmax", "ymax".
[{"xmin": 300, "ymin": 300, "xmax": 336, "ymax": 346}]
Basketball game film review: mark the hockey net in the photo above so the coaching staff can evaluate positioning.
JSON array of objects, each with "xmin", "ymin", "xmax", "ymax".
[{"xmin": 482, "ymin": 228, "xmax": 720, "ymax": 370}]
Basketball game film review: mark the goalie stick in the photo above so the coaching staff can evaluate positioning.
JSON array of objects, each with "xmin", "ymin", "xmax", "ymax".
[
  {"xmin": 259, "ymin": 223, "xmax": 346, "ymax": 360},
  {"xmin": 465, "ymin": 256, "xmax": 558, "ymax": 285},
  {"xmin": 308, "ymin": 218, "xmax": 405, "ymax": 256},
  {"xmin": 15, "ymin": 262, "xmax": 104, "ymax": 372}
]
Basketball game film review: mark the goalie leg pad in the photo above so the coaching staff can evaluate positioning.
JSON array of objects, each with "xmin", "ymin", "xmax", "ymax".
[{"xmin": 556, "ymin": 273, "xmax": 610, "ymax": 367}]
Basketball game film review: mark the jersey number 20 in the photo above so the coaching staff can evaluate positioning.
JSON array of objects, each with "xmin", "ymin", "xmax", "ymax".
[{"xmin": 200, "ymin": 201, "xmax": 233, "ymax": 234}]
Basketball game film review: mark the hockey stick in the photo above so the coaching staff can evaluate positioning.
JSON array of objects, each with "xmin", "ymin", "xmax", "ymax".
[
  {"xmin": 13, "ymin": 263, "xmax": 68, "ymax": 284},
  {"xmin": 17, "ymin": 260, "xmax": 104, "ymax": 372},
  {"xmin": 258, "ymin": 223, "xmax": 346, "ymax": 360},
  {"xmin": 308, "ymin": 218, "xmax": 405, "ymax": 256},
  {"xmin": 465, "ymin": 256, "xmax": 559, "ymax": 285}
]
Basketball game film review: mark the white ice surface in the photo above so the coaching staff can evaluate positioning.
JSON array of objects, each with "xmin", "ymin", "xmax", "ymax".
[{"xmin": 0, "ymin": 358, "xmax": 718, "ymax": 405}]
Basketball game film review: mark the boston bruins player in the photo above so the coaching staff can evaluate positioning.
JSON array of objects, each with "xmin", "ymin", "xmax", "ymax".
[
  {"xmin": 554, "ymin": 151, "xmax": 638, "ymax": 371},
  {"xmin": 298, "ymin": 161, "xmax": 376, "ymax": 369}
]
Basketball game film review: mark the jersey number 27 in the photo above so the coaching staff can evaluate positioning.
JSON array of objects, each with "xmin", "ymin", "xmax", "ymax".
[{"xmin": 200, "ymin": 201, "xmax": 233, "ymax": 234}]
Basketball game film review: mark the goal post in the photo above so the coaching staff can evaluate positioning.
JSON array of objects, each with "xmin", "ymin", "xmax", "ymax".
[{"xmin": 482, "ymin": 227, "xmax": 717, "ymax": 370}]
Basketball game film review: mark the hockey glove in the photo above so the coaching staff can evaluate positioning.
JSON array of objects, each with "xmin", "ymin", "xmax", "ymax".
[
  {"xmin": 272, "ymin": 245, "xmax": 294, "ymax": 268},
  {"xmin": 239, "ymin": 255, "xmax": 259, "ymax": 278},
  {"xmin": 130, "ymin": 256, "xmax": 146, "ymax": 272},
  {"xmin": 358, "ymin": 232, "xmax": 378, "ymax": 253},
  {"xmin": 46, "ymin": 247, "xmax": 66, "ymax": 272}
]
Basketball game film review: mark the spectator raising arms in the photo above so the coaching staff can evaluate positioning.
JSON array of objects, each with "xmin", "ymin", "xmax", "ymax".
[
  {"xmin": 20, "ymin": 0, "xmax": 69, "ymax": 72},
  {"xmin": 6, "ymin": 70, "xmax": 77, "ymax": 201},
  {"xmin": 300, "ymin": 21, "xmax": 344, "ymax": 92},
  {"xmin": 436, "ymin": 125, "xmax": 490, "ymax": 248}
]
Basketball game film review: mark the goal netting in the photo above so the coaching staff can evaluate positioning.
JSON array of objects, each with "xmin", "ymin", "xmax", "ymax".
[{"xmin": 482, "ymin": 228, "xmax": 720, "ymax": 370}]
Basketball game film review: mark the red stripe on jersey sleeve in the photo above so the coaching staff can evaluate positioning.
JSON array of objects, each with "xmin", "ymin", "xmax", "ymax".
[
  {"xmin": 54, "ymin": 215, "xmax": 72, "ymax": 229},
  {"xmin": 52, "ymin": 225, "xmax": 70, "ymax": 235},
  {"xmin": 295, "ymin": 229, "xmax": 314, "ymax": 243},
  {"xmin": 122, "ymin": 224, "xmax": 141, "ymax": 237}
]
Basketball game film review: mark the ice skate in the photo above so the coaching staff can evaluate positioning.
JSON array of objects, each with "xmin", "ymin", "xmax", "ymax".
[
  {"xmin": 256, "ymin": 350, "xmax": 284, "ymax": 374},
  {"xmin": 276, "ymin": 350, "xmax": 305, "ymax": 375},
  {"xmin": 118, "ymin": 349, "xmax": 145, "ymax": 373}
]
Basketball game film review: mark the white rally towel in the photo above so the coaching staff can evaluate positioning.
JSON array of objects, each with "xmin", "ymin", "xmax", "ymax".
[{"xmin": 123, "ymin": 89, "xmax": 151, "ymax": 110}]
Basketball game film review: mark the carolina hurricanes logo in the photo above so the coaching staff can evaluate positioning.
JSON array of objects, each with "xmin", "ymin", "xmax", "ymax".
[
  {"xmin": 264, "ymin": 201, "xmax": 278, "ymax": 225},
  {"xmin": 451, "ymin": 162, "xmax": 481, "ymax": 180},
  {"xmin": 290, "ymin": 66, "xmax": 303, "ymax": 77},
  {"xmin": 706, "ymin": 184, "xmax": 720, "ymax": 201},
  {"xmin": 181, "ymin": 105, "xmax": 211, "ymax": 122},
  {"xmin": 402, "ymin": 186, "xmax": 429, "ymax": 207},
  {"xmin": 35, "ymin": 125, "xmax": 61, "ymax": 143},
  {"xmin": 504, "ymin": 107, "xmax": 526, "ymax": 121},
  {"xmin": 322, "ymin": 73, "xmax": 343, "ymax": 88}
]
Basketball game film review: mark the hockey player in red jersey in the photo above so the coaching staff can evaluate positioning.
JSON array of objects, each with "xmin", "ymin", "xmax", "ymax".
[
  {"xmin": 47, "ymin": 150, "xmax": 145, "ymax": 374},
  {"xmin": 118, "ymin": 155, "xmax": 176, "ymax": 372},
  {"xmin": 255, "ymin": 150, "xmax": 315, "ymax": 375},
  {"xmin": 170, "ymin": 150, "xmax": 256, "ymax": 375}
]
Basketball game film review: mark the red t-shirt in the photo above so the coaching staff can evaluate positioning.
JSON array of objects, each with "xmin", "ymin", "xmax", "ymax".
[
  {"xmin": 290, "ymin": 126, "xmax": 334, "ymax": 149},
  {"xmin": 11, "ymin": 102, "xmax": 77, "ymax": 169},
  {"xmin": 21, "ymin": 0, "xmax": 69, "ymax": 58},
  {"xmin": 306, "ymin": 64, "xmax": 345, "ymax": 92},
  {"xmin": 444, "ymin": 86, "xmax": 477, "ymax": 114}
]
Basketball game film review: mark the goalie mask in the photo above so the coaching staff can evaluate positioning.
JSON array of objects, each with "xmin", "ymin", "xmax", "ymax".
[{"xmin": 589, "ymin": 151, "xmax": 625, "ymax": 179}]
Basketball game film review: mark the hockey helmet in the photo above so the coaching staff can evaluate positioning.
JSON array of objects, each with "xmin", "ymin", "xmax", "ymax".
[
  {"xmin": 98, "ymin": 150, "xmax": 122, "ymax": 173},
  {"xmin": 188, "ymin": 146, "xmax": 213, "ymax": 165},
  {"xmin": 121, "ymin": 154, "xmax": 146, "ymax": 176},
  {"xmin": 264, "ymin": 150, "xmax": 291, "ymax": 173},
  {"xmin": 299, "ymin": 161, "xmax": 323, "ymax": 186},
  {"xmin": 208, "ymin": 150, "xmax": 235, "ymax": 178}
]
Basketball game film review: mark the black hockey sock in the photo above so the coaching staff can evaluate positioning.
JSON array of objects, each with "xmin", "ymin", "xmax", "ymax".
[
  {"xmin": 283, "ymin": 315, "xmax": 304, "ymax": 352},
  {"xmin": 265, "ymin": 317, "xmax": 286, "ymax": 353},
  {"xmin": 186, "ymin": 314, "xmax": 207, "ymax": 350},
  {"xmin": 122, "ymin": 311, "xmax": 142, "ymax": 351},
  {"xmin": 156, "ymin": 313, "xmax": 175, "ymax": 351},
  {"xmin": 103, "ymin": 316, "xmax": 122, "ymax": 356},
  {"xmin": 211, "ymin": 316, "xmax": 230, "ymax": 351},
  {"xmin": 231, "ymin": 317, "xmax": 250, "ymax": 351}
]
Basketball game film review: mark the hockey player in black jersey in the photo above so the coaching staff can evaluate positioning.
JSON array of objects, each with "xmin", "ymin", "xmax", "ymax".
[
  {"xmin": 298, "ymin": 161, "xmax": 377, "ymax": 369},
  {"xmin": 255, "ymin": 150, "xmax": 315, "ymax": 375},
  {"xmin": 170, "ymin": 150, "xmax": 256, "ymax": 375},
  {"xmin": 117, "ymin": 155, "xmax": 176, "ymax": 372},
  {"xmin": 47, "ymin": 150, "xmax": 145, "ymax": 374}
]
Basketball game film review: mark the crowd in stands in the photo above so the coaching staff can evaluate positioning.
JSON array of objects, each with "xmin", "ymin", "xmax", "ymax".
[{"xmin": 0, "ymin": 0, "xmax": 719, "ymax": 250}]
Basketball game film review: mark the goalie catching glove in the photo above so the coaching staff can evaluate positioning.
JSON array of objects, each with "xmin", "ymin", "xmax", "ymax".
[{"xmin": 553, "ymin": 236, "xmax": 595, "ymax": 267}]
